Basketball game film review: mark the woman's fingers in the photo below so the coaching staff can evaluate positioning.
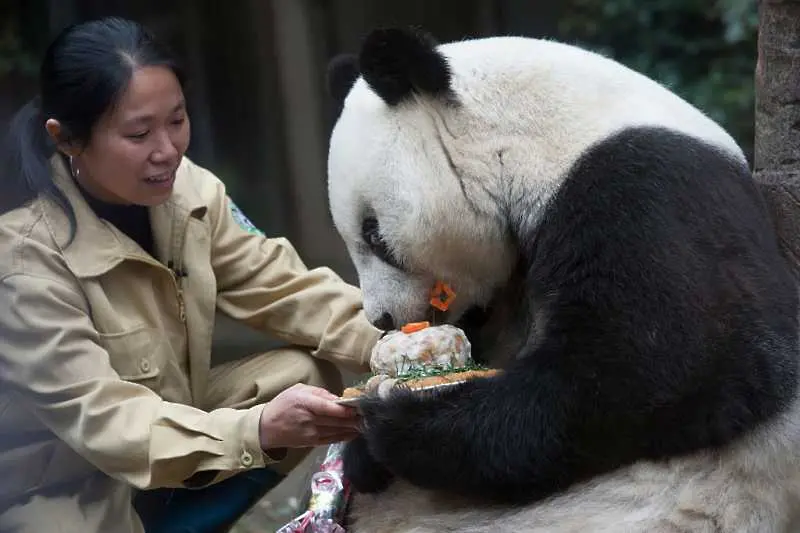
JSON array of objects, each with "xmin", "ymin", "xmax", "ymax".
[
  {"xmin": 312, "ymin": 414, "xmax": 362, "ymax": 429},
  {"xmin": 303, "ymin": 392, "xmax": 360, "ymax": 420},
  {"xmin": 314, "ymin": 428, "xmax": 362, "ymax": 445}
]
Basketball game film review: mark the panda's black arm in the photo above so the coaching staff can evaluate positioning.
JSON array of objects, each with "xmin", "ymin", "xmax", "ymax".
[
  {"xmin": 350, "ymin": 359, "xmax": 572, "ymax": 503},
  {"xmin": 350, "ymin": 342, "xmax": 616, "ymax": 503},
  {"xmin": 350, "ymin": 308, "xmax": 793, "ymax": 505}
]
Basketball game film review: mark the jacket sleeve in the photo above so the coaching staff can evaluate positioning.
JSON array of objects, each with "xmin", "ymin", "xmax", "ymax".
[
  {"xmin": 195, "ymin": 162, "xmax": 382, "ymax": 374},
  {"xmin": 0, "ymin": 272, "xmax": 276, "ymax": 490}
]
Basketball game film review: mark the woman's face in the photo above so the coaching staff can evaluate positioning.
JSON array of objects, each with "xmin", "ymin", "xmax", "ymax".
[{"xmin": 71, "ymin": 65, "xmax": 191, "ymax": 206}]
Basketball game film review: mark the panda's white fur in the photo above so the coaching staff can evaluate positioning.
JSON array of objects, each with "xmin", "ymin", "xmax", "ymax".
[{"xmin": 325, "ymin": 30, "xmax": 800, "ymax": 532}]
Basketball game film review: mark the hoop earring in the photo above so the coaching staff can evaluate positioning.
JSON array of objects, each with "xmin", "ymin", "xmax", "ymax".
[{"xmin": 68, "ymin": 155, "xmax": 81, "ymax": 178}]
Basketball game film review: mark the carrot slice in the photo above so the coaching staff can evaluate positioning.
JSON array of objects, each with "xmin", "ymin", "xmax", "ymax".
[
  {"xmin": 429, "ymin": 281, "xmax": 456, "ymax": 312},
  {"xmin": 401, "ymin": 321, "xmax": 430, "ymax": 334}
]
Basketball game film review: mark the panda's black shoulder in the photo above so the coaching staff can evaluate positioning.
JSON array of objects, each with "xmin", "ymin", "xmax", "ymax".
[
  {"xmin": 517, "ymin": 125, "xmax": 798, "ymax": 457},
  {"xmin": 524, "ymin": 125, "xmax": 794, "ymax": 326},
  {"xmin": 528, "ymin": 126, "xmax": 776, "ymax": 269}
]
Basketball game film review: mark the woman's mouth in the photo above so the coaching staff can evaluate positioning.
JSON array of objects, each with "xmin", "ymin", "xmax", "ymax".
[{"xmin": 144, "ymin": 170, "xmax": 176, "ymax": 186}]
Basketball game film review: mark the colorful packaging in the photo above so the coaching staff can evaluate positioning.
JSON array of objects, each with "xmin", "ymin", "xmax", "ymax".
[{"xmin": 276, "ymin": 443, "xmax": 350, "ymax": 533}]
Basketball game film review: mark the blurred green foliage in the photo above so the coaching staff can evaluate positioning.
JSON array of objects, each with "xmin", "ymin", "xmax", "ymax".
[
  {"xmin": 0, "ymin": 0, "xmax": 40, "ymax": 78},
  {"xmin": 0, "ymin": 19, "xmax": 38, "ymax": 78},
  {"xmin": 559, "ymin": 0, "xmax": 758, "ymax": 160}
]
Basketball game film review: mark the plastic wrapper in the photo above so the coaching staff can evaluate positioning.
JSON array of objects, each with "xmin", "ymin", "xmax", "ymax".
[{"xmin": 276, "ymin": 442, "xmax": 350, "ymax": 533}]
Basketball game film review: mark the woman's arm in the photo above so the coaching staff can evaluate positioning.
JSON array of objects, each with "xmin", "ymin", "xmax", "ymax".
[
  {"xmin": 0, "ymin": 271, "xmax": 275, "ymax": 490},
  {"xmin": 190, "ymin": 161, "xmax": 382, "ymax": 373}
]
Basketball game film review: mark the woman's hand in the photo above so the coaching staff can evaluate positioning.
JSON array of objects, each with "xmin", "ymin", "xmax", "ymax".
[{"xmin": 258, "ymin": 383, "xmax": 361, "ymax": 451}]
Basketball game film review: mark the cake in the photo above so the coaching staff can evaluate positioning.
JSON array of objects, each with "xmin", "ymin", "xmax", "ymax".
[{"xmin": 342, "ymin": 322, "xmax": 499, "ymax": 400}]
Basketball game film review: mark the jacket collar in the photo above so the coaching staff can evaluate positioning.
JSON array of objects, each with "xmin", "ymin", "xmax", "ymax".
[{"xmin": 42, "ymin": 155, "xmax": 208, "ymax": 278}]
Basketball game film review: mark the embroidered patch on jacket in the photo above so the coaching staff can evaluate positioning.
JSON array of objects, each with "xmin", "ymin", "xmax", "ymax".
[{"xmin": 229, "ymin": 198, "xmax": 265, "ymax": 236}]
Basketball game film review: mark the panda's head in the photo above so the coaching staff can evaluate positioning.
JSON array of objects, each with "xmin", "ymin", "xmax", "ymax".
[{"xmin": 326, "ymin": 28, "xmax": 745, "ymax": 330}]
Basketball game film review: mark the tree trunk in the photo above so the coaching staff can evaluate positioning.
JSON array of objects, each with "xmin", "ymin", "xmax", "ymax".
[{"xmin": 754, "ymin": 0, "xmax": 800, "ymax": 276}]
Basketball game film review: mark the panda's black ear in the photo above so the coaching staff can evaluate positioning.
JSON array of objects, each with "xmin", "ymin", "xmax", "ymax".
[
  {"xmin": 326, "ymin": 53, "xmax": 360, "ymax": 105},
  {"xmin": 358, "ymin": 27, "xmax": 453, "ymax": 106}
]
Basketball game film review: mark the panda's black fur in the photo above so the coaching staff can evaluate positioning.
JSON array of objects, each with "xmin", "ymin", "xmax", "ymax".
[{"xmin": 327, "ymin": 28, "xmax": 799, "ymax": 508}]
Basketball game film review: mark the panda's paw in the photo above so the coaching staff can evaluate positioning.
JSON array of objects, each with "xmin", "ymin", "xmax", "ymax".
[
  {"xmin": 358, "ymin": 392, "xmax": 435, "ymax": 477},
  {"xmin": 343, "ymin": 435, "xmax": 394, "ymax": 494}
]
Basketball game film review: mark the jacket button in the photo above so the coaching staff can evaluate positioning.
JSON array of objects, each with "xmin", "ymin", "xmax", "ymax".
[
  {"xmin": 240, "ymin": 451, "xmax": 254, "ymax": 467},
  {"xmin": 140, "ymin": 359, "xmax": 151, "ymax": 373}
]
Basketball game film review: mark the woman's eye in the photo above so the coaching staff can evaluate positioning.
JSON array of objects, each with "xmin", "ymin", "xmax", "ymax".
[{"xmin": 126, "ymin": 131, "xmax": 149, "ymax": 140}]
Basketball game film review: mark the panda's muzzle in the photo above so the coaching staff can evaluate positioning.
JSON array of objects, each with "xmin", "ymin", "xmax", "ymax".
[
  {"xmin": 372, "ymin": 312, "xmax": 396, "ymax": 331},
  {"xmin": 370, "ymin": 303, "xmax": 488, "ymax": 335}
]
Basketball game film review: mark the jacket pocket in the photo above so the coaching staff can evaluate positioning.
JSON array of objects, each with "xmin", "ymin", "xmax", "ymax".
[{"xmin": 97, "ymin": 325, "xmax": 166, "ymax": 389}]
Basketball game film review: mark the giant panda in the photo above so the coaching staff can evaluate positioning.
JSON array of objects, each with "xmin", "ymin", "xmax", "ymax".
[{"xmin": 324, "ymin": 28, "xmax": 800, "ymax": 532}]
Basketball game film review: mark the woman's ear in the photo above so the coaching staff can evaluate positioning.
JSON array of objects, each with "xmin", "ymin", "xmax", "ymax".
[{"xmin": 45, "ymin": 118, "xmax": 80, "ymax": 157}]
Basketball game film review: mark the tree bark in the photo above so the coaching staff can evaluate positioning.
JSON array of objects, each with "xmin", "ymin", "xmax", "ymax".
[{"xmin": 754, "ymin": 0, "xmax": 800, "ymax": 276}]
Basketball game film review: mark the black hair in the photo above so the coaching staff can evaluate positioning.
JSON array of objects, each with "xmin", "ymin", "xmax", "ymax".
[{"xmin": 0, "ymin": 16, "xmax": 186, "ymax": 243}]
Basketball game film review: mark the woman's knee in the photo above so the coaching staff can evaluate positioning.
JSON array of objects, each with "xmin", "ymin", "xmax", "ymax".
[
  {"xmin": 269, "ymin": 348, "xmax": 345, "ymax": 395},
  {"xmin": 297, "ymin": 352, "xmax": 345, "ymax": 395}
]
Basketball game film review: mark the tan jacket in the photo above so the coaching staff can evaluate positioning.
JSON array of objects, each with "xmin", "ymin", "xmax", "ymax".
[{"xmin": 0, "ymin": 156, "xmax": 381, "ymax": 531}]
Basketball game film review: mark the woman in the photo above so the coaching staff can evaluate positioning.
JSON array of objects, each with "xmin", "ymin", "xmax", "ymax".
[{"xmin": 0, "ymin": 16, "xmax": 383, "ymax": 533}]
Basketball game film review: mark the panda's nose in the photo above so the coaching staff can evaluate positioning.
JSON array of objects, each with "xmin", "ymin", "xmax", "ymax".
[{"xmin": 372, "ymin": 312, "xmax": 396, "ymax": 332}]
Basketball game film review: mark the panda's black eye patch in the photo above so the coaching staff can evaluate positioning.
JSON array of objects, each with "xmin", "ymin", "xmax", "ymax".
[{"xmin": 361, "ymin": 216, "xmax": 403, "ymax": 270}]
